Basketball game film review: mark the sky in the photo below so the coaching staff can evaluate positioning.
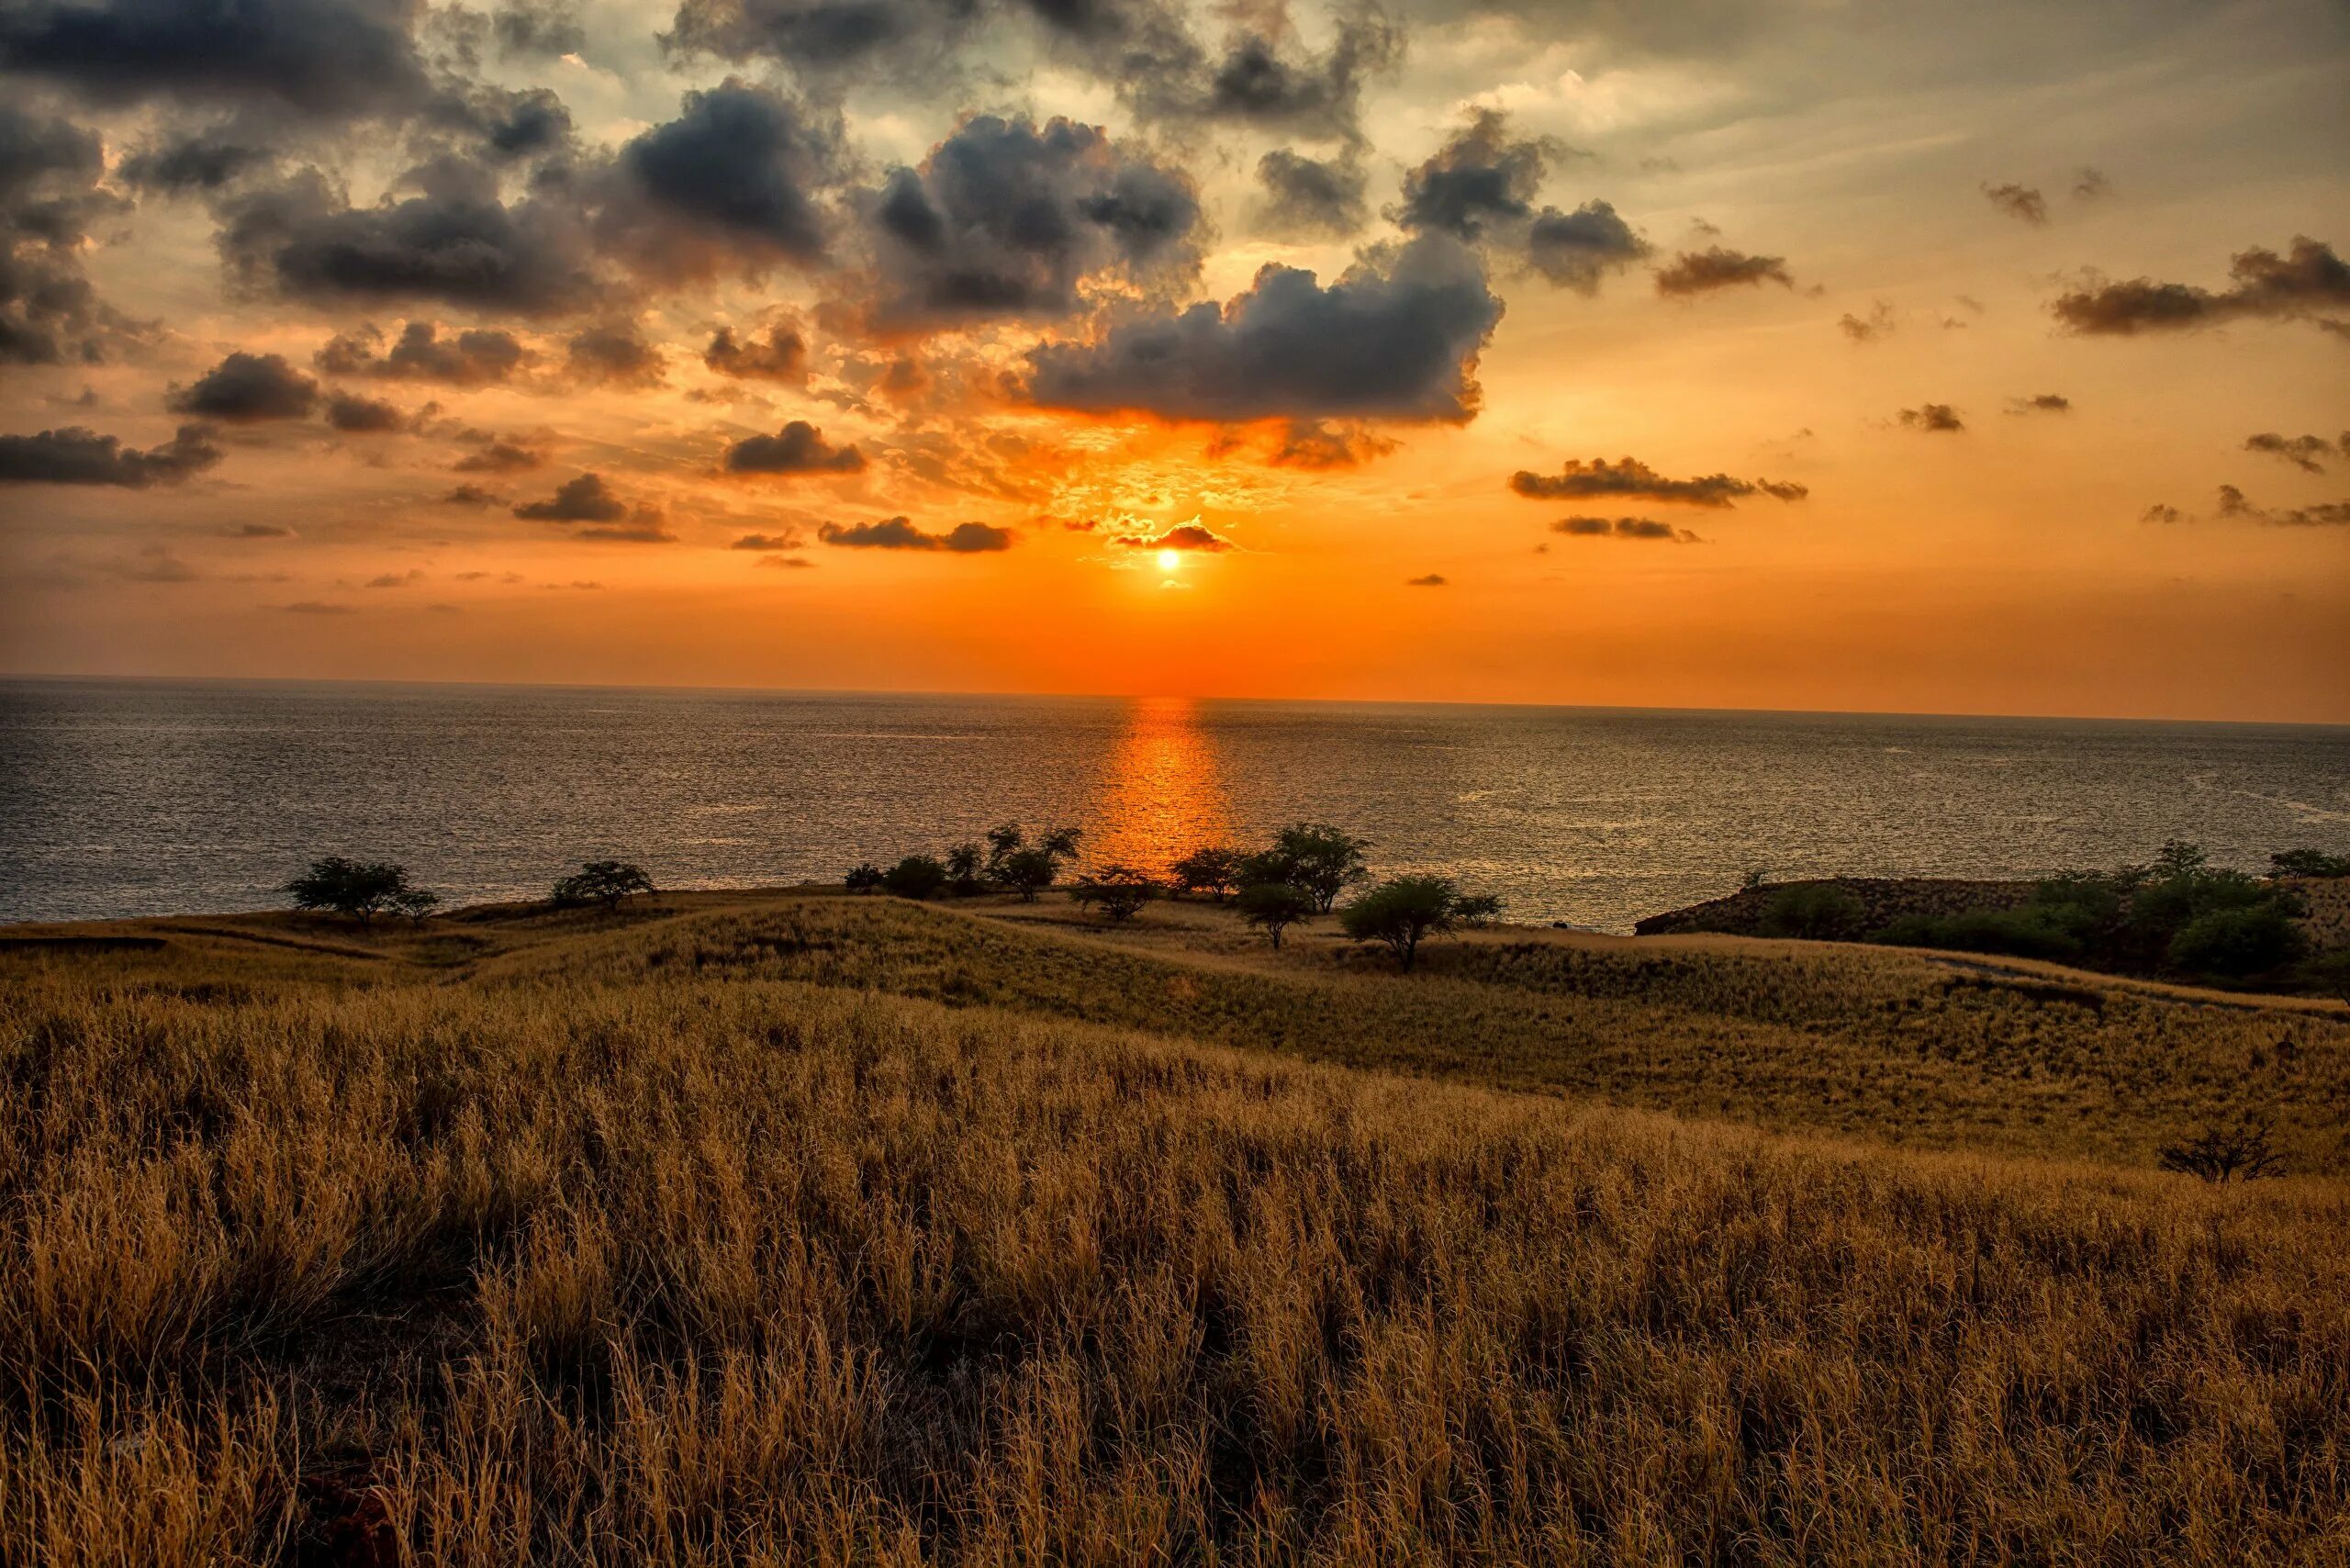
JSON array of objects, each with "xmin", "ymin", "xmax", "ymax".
[{"xmin": 1, "ymin": 0, "xmax": 2345, "ymax": 722}]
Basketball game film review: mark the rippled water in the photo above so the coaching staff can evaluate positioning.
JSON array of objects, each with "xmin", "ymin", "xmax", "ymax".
[{"xmin": 4, "ymin": 678, "xmax": 2346, "ymax": 929}]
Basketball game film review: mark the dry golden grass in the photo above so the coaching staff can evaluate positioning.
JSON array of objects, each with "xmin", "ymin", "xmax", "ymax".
[{"xmin": 2, "ymin": 893, "xmax": 2346, "ymax": 1563}]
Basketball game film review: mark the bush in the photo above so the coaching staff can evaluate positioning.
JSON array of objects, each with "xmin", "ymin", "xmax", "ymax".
[
  {"xmin": 1237, "ymin": 881, "xmax": 1315, "ymax": 949},
  {"xmin": 1453, "ymin": 892, "xmax": 1504, "ymax": 928},
  {"xmin": 1168, "ymin": 846, "xmax": 1244, "ymax": 902},
  {"xmin": 552, "ymin": 860, "xmax": 654, "ymax": 912},
  {"xmin": 845, "ymin": 862, "xmax": 884, "ymax": 892},
  {"xmin": 1339, "ymin": 875, "xmax": 1466, "ymax": 971},
  {"xmin": 2271, "ymin": 848, "xmax": 2350, "ymax": 879},
  {"xmin": 2300, "ymin": 947, "xmax": 2350, "ymax": 1003},
  {"xmin": 1874, "ymin": 908, "xmax": 2084, "ymax": 961},
  {"xmin": 282, "ymin": 857, "xmax": 437, "ymax": 924},
  {"xmin": 880, "ymin": 856, "xmax": 949, "ymax": 900},
  {"xmin": 2166, "ymin": 905, "xmax": 2310, "ymax": 980},
  {"xmin": 1759, "ymin": 884, "xmax": 1865, "ymax": 941},
  {"xmin": 1074, "ymin": 866, "xmax": 1158, "ymax": 924}
]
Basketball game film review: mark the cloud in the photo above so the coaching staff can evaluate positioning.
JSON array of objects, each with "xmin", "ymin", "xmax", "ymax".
[
  {"xmin": 224, "ymin": 521, "xmax": 295, "ymax": 536},
  {"xmin": 730, "ymin": 531, "xmax": 805, "ymax": 550},
  {"xmin": 2007, "ymin": 393, "xmax": 2071, "ymax": 414},
  {"xmin": 452, "ymin": 434, "xmax": 546, "ymax": 473},
  {"xmin": 166, "ymin": 351, "xmax": 320, "ymax": 422},
  {"xmin": 1526, "ymin": 201, "xmax": 1646, "ymax": 293},
  {"xmin": 218, "ymin": 162, "xmax": 600, "ymax": 317},
  {"xmin": 1897, "ymin": 402, "xmax": 1964, "ymax": 432},
  {"xmin": 1509, "ymin": 456, "xmax": 1806, "ymax": 508},
  {"xmin": 440, "ymin": 483, "xmax": 503, "ymax": 505},
  {"xmin": 1393, "ymin": 109, "xmax": 1557, "ymax": 241},
  {"xmin": 722, "ymin": 420, "xmax": 865, "ymax": 475},
  {"xmin": 704, "ymin": 321, "xmax": 805, "ymax": 382},
  {"xmin": 2137, "ymin": 486, "xmax": 2350, "ymax": 528},
  {"xmin": 317, "ymin": 321, "xmax": 534, "ymax": 385},
  {"xmin": 118, "ymin": 130, "xmax": 274, "ymax": 193},
  {"xmin": 2244, "ymin": 431, "xmax": 2339, "ymax": 474},
  {"xmin": 1115, "ymin": 7, "xmax": 1401, "ymax": 142},
  {"xmin": 1022, "ymin": 233, "xmax": 1503, "ymax": 424},
  {"xmin": 2072, "ymin": 166, "xmax": 2109, "ymax": 202},
  {"xmin": 1268, "ymin": 420, "xmax": 1396, "ymax": 469},
  {"xmin": 820, "ymin": 516, "xmax": 1014, "ymax": 551},
  {"xmin": 1981, "ymin": 182, "xmax": 2047, "ymax": 225},
  {"xmin": 105, "ymin": 543, "xmax": 198, "ymax": 582},
  {"xmin": 2050, "ymin": 236, "xmax": 2350, "ymax": 337},
  {"xmin": 1111, "ymin": 522, "xmax": 1234, "ymax": 553},
  {"xmin": 1404, "ymin": 572, "xmax": 1447, "ymax": 586},
  {"xmin": 0, "ymin": 423, "xmax": 221, "ymax": 486},
  {"xmin": 2140, "ymin": 502, "xmax": 2185, "ymax": 525},
  {"xmin": 277, "ymin": 599, "xmax": 355, "ymax": 613},
  {"xmin": 493, "ymin": 0, "xmax": 584, "ymax": 57},
  {"xmin": 0, "ymin": 0, "xmax": 432, "ymax": 120},
  {"xmin": 756, "ymin": 554, "xmax": 815, "ymax": 568},
  {"xmin": 1255, "ymin": 149, "xmax": 1367, "ymax": 241},
  {"xmin": 863, "ymin": 114, "xmax": 1202, "ymax": 331},
  {"xmin": 1839, "ymin": 301, "xmax": 1895, "ymax": 342},
  {"xmin": 1553, "ymin": 515, "xmax": 1702, "ymax": 543},
  {"xmin": 600, "ymin": 80, "xmax": 838, "ymax": 283},
  {"xmin": 565, "ymin": 321, "xmax": 666, "ymax": 387},
  {"xmin": 1653, "ymin": 245, "xmax": 1793, "ymax": 297},
  {"xmin": 0, "ymin": 104, "xmax": 134, "ymax": 365},
  {"xmin": 428, "ymin": 82, "xmax": 576, "ymax": 163},
  {"xmin": 364, "ymin": 569, "xmax": 421, "ymax": 588},
  {"xmin": 512, "ymin": 472, "xmax": 657, "ymax": 527},
  {"xmin": 325, "ymin": 390, "xmax": 406, "ymax": 432}
]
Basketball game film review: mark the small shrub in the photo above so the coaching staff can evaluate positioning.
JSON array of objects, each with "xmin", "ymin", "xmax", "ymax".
[
  {"xmin": 282, "ymin": 857, "xmax": 437, "ymax": 924},
  {"xmin": 1759, "ymin": 883, "xmax": 1865, "ymax": 941},
  {"xmin": 1237, "ymin": 881, "xmax": 1315, "ymax": 949},
  {"xmin": 880, "ymin": 855, "xmax": 949, "ymax": 900}
]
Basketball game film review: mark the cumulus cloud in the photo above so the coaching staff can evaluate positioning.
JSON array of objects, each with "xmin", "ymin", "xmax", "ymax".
[
  {"xmin": 325, "ymin": 390, "xmax": 406, "ymax": 431},
  {"xmin": 820, "ymin": 516, "xmax": 1014, "ymax": 551},
  {"xmin": 1653, "ymin": 245, "xmax": 1794, "ymax": 297},
  {"xmin": 2050, "ymin": 236, "xmax": 2350, "ymax": 337},
  {"xmin": 2243, "ymin": 431, "xmax": 2340, "ymax": 473},
  {"xmin": 1553, "ymin": 515, "xmax": 1703, "ymax": 543},
  {"xmin": 1526, "ymin": 201, "xmax": 1646, "ymax": 293},
  {"xmin": 0, "ymin": 424, "xmax": 221, "ymax": 486},
  {"xmin": 515, "ymin": 472, "xmax": 632, "ymax": 521},
  {"xmin": 2136, "ymin": 486, "xmax": 2349, "ymax": 528},
  {"xmin": 730, "ymin": 531, "xmax": 804, "ymax": 550},
  {"xmin": 1981, "ymin": 182, "xmax": 2047, "ymax": 225},
  {"xmin": 722, "ymin": 420, "xmax": 865, "ymax": 475},
  {"xmin": 1509, "ymin": 456, "xmax": 1807, "ymax": 508},
  {"xmin": 0, "ymin": 104, "xmax": 134, "ymax": 365},
  {"xmin": 1255, "ymin": 149, "xmax": 1367, "ymax": 241},
  {"xmin": 863, "ymin": 115, "xmax": 1202, "ymax": 331},
  {"xmin": 599, "ymin": 80, "xmax": 839, "ymax": 283},
  {"xmin": 1897, "ymin": 402, "xmax": 1964, "ymax": 432},
  {"xmin": 1393, "ymin": 109, "xmax": 1556, "ymax": 241},
  {"xmin": 1111, "ymin": 522, "xmax": 1234, "ymax": 552},
  {"xmin": 440, "ymin": 483, "xmax": 502, "ymax": 506},
  {"xmin": 703, "ymin": 321, "xmax": 806, "ymax": 382},
  {"xmin": 565, "ymin": 321, "xmax": 666, "ymax": 387},
  {"xmin": 166, "ymin": 352, "xmax": 320, "ymax": 422},
  {"xmin": 1022, "ymin": 233, "xmax": 1503, "ymax": 424},
  {"xmin": 316, "ymin": 320, "xmax": 533, "ymax": 385},
  {"xmin": 1114, "ymin": 6, "xmax": 1402, "ymax": 143},
  {"xmin": 2007, "ymin": 393, "xmax": 2071, "ymax": 414}
]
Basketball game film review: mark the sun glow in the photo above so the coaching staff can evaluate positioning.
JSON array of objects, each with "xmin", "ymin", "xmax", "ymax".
[{"xmin": 1157, "ymin": 549, "xmax": 1183, "ymax": 574}]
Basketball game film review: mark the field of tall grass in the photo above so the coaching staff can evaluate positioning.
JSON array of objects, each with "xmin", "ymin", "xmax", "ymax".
[{"xmin": 3, "ymin": 893, "xmax": 2345, "ymax": 1563}]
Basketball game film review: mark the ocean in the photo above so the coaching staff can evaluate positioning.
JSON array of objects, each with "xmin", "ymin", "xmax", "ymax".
[{"xmin": 4, "ymin": 678, "xmax": 2346, "ymax": 929}]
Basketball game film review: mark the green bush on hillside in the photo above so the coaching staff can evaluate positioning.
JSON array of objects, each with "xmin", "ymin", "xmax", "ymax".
[{"xmin": 1759, "ymin": 884, "xmax": 1866, "ymax": 941}]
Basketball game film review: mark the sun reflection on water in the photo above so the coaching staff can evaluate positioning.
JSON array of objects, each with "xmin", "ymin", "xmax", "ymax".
[{"xmin": 1091, "ymin": 697, "xmax": 1231, "ymax": 875}]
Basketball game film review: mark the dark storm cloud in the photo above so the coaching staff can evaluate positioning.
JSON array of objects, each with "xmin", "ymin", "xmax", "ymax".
[
  {"xmin": 704, "ymin": 321, "xmax": 806, "ymax": 382},
  {"xmin": 565, "ymin": 321, "xmax": 665, "ymax": 386},
  {"xmin": 118, "ymin": 130, "xmax": 274, "ymax": 193},
  {"xmin": 1255, "ymin": 150, "xmax": 1367, "ymax": 240},
  {"xmin": 1552, "ymin": 515, "xmax": 1702, "ymax": 543},
  {"xmin": 1393, "ymin": 110, "xmax": 1556, "ymax": 241},
  {"xmin": 1116, "ymin": 6, "xmax": 1401, "ymax": 143},
  {"xmin": 722, "ymin": 420, "xmax": 865, "ymax": 475},
  {"xmin": 1526, "ymin": 201, "xmax": 1647, "ymax": 293},
  {"xmin": 1112, "ymin": 522, "xmax": 1234, "ymax": 552},
  {"xmin": 166, "ymin": 352, "xmax": 320, "ymax": 421},
  {"xmin": 429, "ymin": 83, "xmax": 575, "ymax": 162},
  {"xmin": 317, "ymin": 321, "xmax": 533, "ymax": 385},
  {"xmin": 2050, "ymin": 236, "xmax": 2350, "ymax": 337},
  {"xmin": 2243, "ymin": 431, "xmax": 2339, "ymax": 474},
  {"xmin": 1509, "ymin": 457, "xmax": 1806, "ymax": 508},
  {"xmin": 1981, "ymin": 182, "xmax": 2046, "ymax": 225},
  {"xmin": 1897, "ymin": 402, "xmax": 1964, "ymax": 432},
  {"xmin": 820, "ymin": 516, "xmax": 1013, "ymax": 551},
  {"xmin": 491, "ymin": 0, "xmax": 584, "ymax": 58},
  {"xmin": 0, "ymin": 423, "xmax": 221, "ymax": 486},
  {"xmin": 601, "ymin": 81, "xmax": 838, "ymax": 283},
  {"xmin": 865, "ymin": 115, "xmax": 1202, "ymax": 330},
  {"xmin": 0, "ymin": 0, "xmax": 433, "ymax": 119},
  {"xmin": 663, "ymin": 0, "xmax": 980, "ymax": 78},
  {"xmin": 325, "ymin": 390, "xmax": 407, "ymax": 431},
  {"xmin": 0, "ymin": 104, "xmax": 131, "ymax": 365},
  {"xmin": 218, "ymin": 162, "xmax": 600, "ymax": 317},
  {"xmin": 2007, "ymin": 393, "xmax": 2071, "ymax": 414},
  {"xmin": 1653, "ymin": 245, "xmax": 1794, "ymax": 296},
  {"xmin": 1022, "ymin": 233, "xmax": 1503, "ymax": 424}
]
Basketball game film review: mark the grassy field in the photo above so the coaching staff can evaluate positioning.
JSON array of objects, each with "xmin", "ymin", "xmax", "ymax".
[{"xmin": 3, "ymin": 891, "xmax": 2345, "ymax": 1563}]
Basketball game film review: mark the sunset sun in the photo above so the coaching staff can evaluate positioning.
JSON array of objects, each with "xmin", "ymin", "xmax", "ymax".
[{"xmin": 1157, "ymin": 549, "xmax": 1183, "ymax": 575}]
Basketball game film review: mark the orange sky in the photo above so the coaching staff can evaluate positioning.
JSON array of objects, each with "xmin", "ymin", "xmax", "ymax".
[{"xmin": 3, "ymin": 0, "xmax": 2345, "ymax": 721}]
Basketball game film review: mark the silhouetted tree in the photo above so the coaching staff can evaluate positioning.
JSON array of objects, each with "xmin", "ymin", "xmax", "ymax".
[
  {"xmin": 282, "ymin": 857, "xmax": 437, "ymax": 924},
  {"xmin": 1262, "ymin": 823, "xmax": 1372, "ymax": 913},
  {"xmin": 1339, "ymin": 874, "xmax": 1469, "ymax": 970},
  {"xmin": 1169, "ymin": 846, "xmax": 1245, "ymax": 902},
  {"xmin": 946, "ymin": 843, "xmax": 984, "ymax": 896},
  {"xmin": 1453, "ymin": 892, "xmax": 1504, "ymax": 928},
  {"xmin": 553, "ymin": 860, "xmax": 654, "ymax": 912},
  {"xmin": 845, "ymin": 862, "xmax": 884, "ymax": 892},
  {"xmin": 1238, "ymin": 881, "xmax": 1315, "ymax": 949},
  {"xmin": 2158, "ymin": 1115, "xmax": 2286, "ymax": 1183},
  {"xmin": 1075, "ymin": 865, "xmax": 1158, "ymax": 923},
  {"xmin": 880, "ymin": 855, "xmax": 948, "ymax": 899},
  {"xmin": 2270, "ymin": 848, "xmax": 2350, "ymax": 879},
  {"xmin": 982, "ymin": 823, "xmax": 1082, "ymax": 901},
  {"xmin": 995, "ymin": 847, "xmax": 1062, "ymax": 902}
]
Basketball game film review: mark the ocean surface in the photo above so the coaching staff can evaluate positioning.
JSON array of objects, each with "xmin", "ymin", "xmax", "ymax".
[{"xmin": 4, "ymin": 678, "xmax": 2347, "ymax": 930}]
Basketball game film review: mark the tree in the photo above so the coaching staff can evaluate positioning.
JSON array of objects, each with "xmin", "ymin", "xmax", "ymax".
[
  {"xmin": 1339, "ymin": 875, "xmax": 1466, "ymax": 971},
  {"xmin": 2158, "ymin": 1115, "xmax": 2286, "ymax": 1182},
  {"xmin": 1074, "ymin": 865, "xmax": 1158, "ymax": 923},
  {"xmin": 1252, "ymin": 823, "xmax": 1371, "ymax": 913},
  {"xmin": 1453, "ymin": 892, "xmax": 1504, "ymax": 928},
  {"xmin": 946, "ymin": 842, "xmax": 984, "ymax": 896},
  {"xmin": 552, "ymin": 860, "xmax": 654, "ymax": 912},
  {"xmin": 282, "ymin": 857, "xmax": 437, "ymax": 924},
  {"xmin": 2270, "ymin": 848, "xmax": 2350, "ymax": 879},
  {"xmin": 982, "ymin": 823, "xmax": 1081, "ymax": 901},
  {"xmin": 880, "ymin": 855, "xmax": 948, "ymax": 899},
  {"xmin": 1169, "ymin": 845, "xmax": 1245, "ymax": 902},
  {"xmin": 1758, "ymin": 883, "xmax": 1865, "ymax": 940},
  {"xmin": 2167, "ymin": 904, "xmax": 2310, "ymax": 980},
  {"xmin": 1237, "ymin": 881, "xmax": 1315, "ymax": 949},
  {"xmin": 2300, "ymin": 947, "xmax": 2350, "ymax": 1004},
  {"xmin": 994, "ymin": 846, "xmax": 1062, "ymax": 902},
  {"xmin": 845, "ymin": 862, "xmax": 884, "ymax": 892}
]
